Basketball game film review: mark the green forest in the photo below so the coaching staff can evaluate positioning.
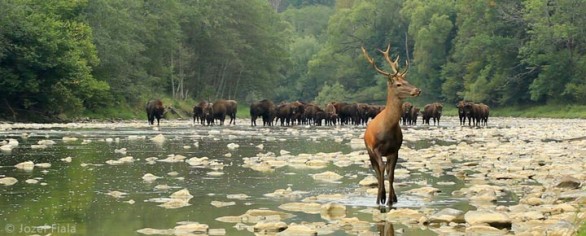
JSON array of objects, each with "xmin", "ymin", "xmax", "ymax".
[{"xmin": 1, "ymin": 0, "xmax": 585, "ymax": 121}]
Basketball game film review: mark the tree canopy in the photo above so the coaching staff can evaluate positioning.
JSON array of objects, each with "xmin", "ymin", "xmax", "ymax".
[{"xmin": 1, "ymin": 0, "xmax": 585, "ymax": 120}]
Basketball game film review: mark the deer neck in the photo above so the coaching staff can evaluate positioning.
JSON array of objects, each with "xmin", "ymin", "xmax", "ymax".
[{"xmin": 384, "ymin": 88, "xmax": 403, "ymax": 126}]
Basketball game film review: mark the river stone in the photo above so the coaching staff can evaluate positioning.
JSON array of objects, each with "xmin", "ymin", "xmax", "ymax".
[
  {"xmin": 170, "ymin": 189, "xmax": 192, "ymax": 200},
  {"xmin": 555, "ymin": 176, "xmax": 582, "ymax": 189},
  {"xmin": 174, "ymin": 222, "xmax": 208, "ymax": 234},
  {"xmin": 320, "ymin": 203, "xmax": 346, "ymax": 220},
  {"xmin": 406, "ymin": 186, "xmax": 440, "ymax": 197},
  {"xmin": 158, "ymin": 199, "xmax": 190, "ymax": 209},
  {"xmin": 15, "ymin": 161, "xmax": 35, "ymax": 170},
  {"xmin": 211, "ymin": 201, "xmax": 236, "ymax": 208},
  {"xmin": 358, "ymin": 176, "xmax": 378, "ymax": 187},
  {"xmin": 464, "ymin": 210, "xmax": 512, "ymax": 229},
  {"xmin": 312, "ymin": 171, "xmax": 343, "ymax": 181},
  {"xmin": 279, "ymin": 202, "xmax": 321, "ymax": 214},
  {"xmin": 382, "ymin": 208, "xmax": 424, "ymax": 223},
  {"xmin": 136, "ymin": 228, "xmax": 173, "ymax": 235},
  {"xmin": 428, "ymin": 208, "xmax": 465, "ymax": 224},
  {"xmin": 278, "ymin": 224, "xmax": 316, "ymax": 236},
  {"xmin": 253, "ymin": 221, "xmax": 288, "ymax": 233},
  {"xmin": 465, "ymin": 225, "xmax": 507, "ymax": 235},
  {"xmin": 545, "ymin": 220, "xmax": 576, "ymax": 236},
  {"xmin": 0, "ymin": 177, "xmax": 18, "ymax": 186},
  {"xmin": 142, "ymin": 173, "xmax": 160, "ymax": 182}
]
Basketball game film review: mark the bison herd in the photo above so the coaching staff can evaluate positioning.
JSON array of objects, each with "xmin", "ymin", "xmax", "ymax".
[{"xmin": 146, "ymin": 99, "xmax": 489, "ymax": 127}]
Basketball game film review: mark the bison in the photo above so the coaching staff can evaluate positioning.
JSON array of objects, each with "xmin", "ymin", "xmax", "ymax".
[
  {"xmin": 422, "ymin": 103, "xmax": 443, "ymax": 126},
  {"xmin": 250, "ymin": 99, "xmax": 276, "ymax": 126},
  {"xmin": 275, "ymin": 101, "xmax": 303, "ymax": 126},
  {"xmin": 401, "ymin": 102, "xmax": 413, "ymax": 125},
  {"xmin": 463, "ymin": 102, "xmax": 490, "ymax": 127},
  {"xmin": 409, "ymin": 106, "xmax": 420, "ymax": 125},
  {"xmin": 211, "ymin": 99, "xmax": 238, "ymax": 125},
  {"xmin": 456, "ymin": 101, "xmax": 467, "ymax": 126},
  {"xmin": 146, "ymin": 99, "xmax": 166, "ymax": 126},
  {"xmin": 193, "ymin": 101, "xmax": 210, "ymax": 125}
]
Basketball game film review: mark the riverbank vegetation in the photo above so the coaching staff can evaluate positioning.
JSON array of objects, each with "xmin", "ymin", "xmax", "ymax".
[{"xmin": 1, "ymin": 0, "xmax": 585, "ymax": 122}]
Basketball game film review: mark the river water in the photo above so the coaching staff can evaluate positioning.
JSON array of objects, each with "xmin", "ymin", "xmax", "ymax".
[{"xmin": 0, "ymin": 117, "xmax": 583, "ymax": 235}]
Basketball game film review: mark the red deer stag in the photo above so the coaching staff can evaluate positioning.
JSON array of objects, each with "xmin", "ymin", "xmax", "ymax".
[{"xmin": 361, "ymin": 44, "xmax": 421, "ymax": 207}]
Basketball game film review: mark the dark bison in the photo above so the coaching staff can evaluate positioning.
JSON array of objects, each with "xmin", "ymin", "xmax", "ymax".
[
  {"xmin": 324, "ymin": 102, "xmax": 338, "ymax": 126},
  {"xmin": 250, "ymin": 99, "xmax": 276, "ymax": 126},
  {"xmin": 193, "ymin": 101, "xmax": 210, "ymax": 125},
  {"xmin": 463, "ymin": 102, "xmax": 490, "ymax": 126},
  {"xmin": 146, "ymin": 99, "xmax": 166, "ymax": 126},
  {"xmin": 275, "ymin": 101, "xmax": 303, "ymax": 126},
  {"xmin": 401, "ymin": 102, "xmax": 413, "ymax": 125},
  {"xmin": 422, "ymin": 103, "xmax": 443, "ymax": 125},
  {"xmin": 409, "ymin": 106, "xmax": 420, "ymax": 125},
  {"xmin": 457, "ymin": 101, "xmax": 467, "ymax": 126},
  {"xmin": 212, "ymin": 99, "xmax": 238, "ymax": 125}
]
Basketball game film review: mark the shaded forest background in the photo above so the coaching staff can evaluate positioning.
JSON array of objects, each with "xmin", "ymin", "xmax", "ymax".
[{"xmin": 1, "ymin": 0, "xmax": 585, "ymax": 121}]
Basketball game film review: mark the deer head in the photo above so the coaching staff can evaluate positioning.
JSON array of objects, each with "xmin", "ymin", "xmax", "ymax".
[{"xmin": 361, "ymin": 44, "xmax": 421, "ymax": 99}]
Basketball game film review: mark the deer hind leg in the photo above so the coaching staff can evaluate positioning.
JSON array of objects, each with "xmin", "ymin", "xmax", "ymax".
[
  {"xmin": 367, "ymin": 149, "xmax": 386, "ymax": 205},
  {"xmin": 385, "ymin": 152, "xmax": 399, "ymax": 205}
]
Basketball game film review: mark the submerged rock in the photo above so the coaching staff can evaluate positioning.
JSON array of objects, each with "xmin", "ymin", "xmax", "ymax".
[
  {"xmin": 15, "ymin": 161, "xmax": 35, "ymax": 171},
  {"xmin": 0, "ymin": 177, "xmax": 18, "ymax": 186}
]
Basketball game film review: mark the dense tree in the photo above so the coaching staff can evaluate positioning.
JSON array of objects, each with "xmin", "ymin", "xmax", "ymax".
[
  {"xmin": 2, "ymin": 0, "xmax": 586, "ymax": 121},
  {"xmin": 0, "ymin": 0, "xmax": 109, "ymax": 119}
]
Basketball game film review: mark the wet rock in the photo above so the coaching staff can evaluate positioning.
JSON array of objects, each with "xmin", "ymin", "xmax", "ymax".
[
  {"xmin": 253, "ymin": 221, "xmax": 288, "ymax": 233},
  {"xmin": 264, "ymin": 187, "xmax": 308, "ymax": 199},
  {"xmin": 158, "ymin": 154, "xmax": 186, "ymax": 163},
  {"xmin": 227, "ymin": 194, "xmax": 250, "ymax": 200},
  {"xmin": 428, "ymin": 208, "xmax": 465, "ymax": 224},
  {"xmin": 136, "ymin": 228, "xmax": 173, "ymax": 235},
  {"xmin": 311, "ymin": 171, "xmax": 343, "ymax": 182},
  {"xmin": 211, "ymin": 201, "xmax": 235, "ymax": 208},
  {"xmin": 320, "ymin": 203, "xmax": 346, "ymax": 220},
  {"xmin": 62, "ymin": 136, "xmax": 78, "ymax": 142},
  {"xmin": 142, "ymin": 173, "xmax": 161, "ymax": 182},
  {"xmin": 106, "ymin": 191, "xmax": 127, "ymax": 199},
  {"xmin": 465, "ymin": 225, "xmax": 507, "ymax": 234},
  {"xmin": 0, "ymin": 177, "xmax": 18, "ymax": 186},
  {"xmin": 158, "ymin": 198, "xmax": 191, "ymax": 209},
  {"xmin": 106, "ymin": 156, "xmax": 134, "ymax": 165},
  {"xmin": 277, "ymin": 224, "xmax": 316, "ymax": 236},
  {"xmin": 227, "ymin": 143, "xmax": 239, "ymax": 150},
  {"xmin": 15, "ymin": 161, "xmax": 34, "ymax": 171},
  {"xmin": 35, "ymin": 163, "xmax": 51, "ymax": 168},
  {"xmin": 555, "ymin": 176, "xmax": 582, "ymax": 189},
  {"xmin": 406, "ymin": 186, "xmax": 440, "ymax": 197},
  {"xmin": 208, "ymin": 228, "xmax": 226, "ymax": 235},
  {"xmin": 170, "ymin": 189, "xmax": 192, "ymax": 200},
  {"xmin": 61, "ymin": 157, "xmax": 73, "ymax": 163},
  {"xmin": 378, "ymin": 208, "xmax": 424, "ymax": 224},
  {"xmin": 174, "ymin": 222, "xmax": 208, "ymax": 234},
  {"xmin": 279, "ymin": 202, "xmax": 322, "ymax": 214},
  {"xmin": 150, "ymin": 134, "xmax": 165, "ymax": 143},
  {"xmin": 464, "ymin": 210, "xmax": 512, "ymax": 229},
  {"xmin": 25, "ymin": 179, "xmax": 39, "ymax": 184},
  {"xmin": 358, "ymin": 176, "xmax": 378, "ymax": 187},
  {"xmin": 544, "ymin": 220, "xmax": 577, "ymax": 236}
]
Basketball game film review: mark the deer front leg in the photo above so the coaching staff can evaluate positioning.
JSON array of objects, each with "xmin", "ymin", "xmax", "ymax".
[
  {"xmin": 386, "ymin": 152, "xmax": 399, "ymax": 205},
  {"xmin": 368, "ymin": 149, "xmax": 386, "ymax": 205}
]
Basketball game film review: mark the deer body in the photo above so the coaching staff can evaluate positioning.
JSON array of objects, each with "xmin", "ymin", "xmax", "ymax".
[{"xmin": 361, "ymin": 45, "xmax": 420, "ymax": 206}]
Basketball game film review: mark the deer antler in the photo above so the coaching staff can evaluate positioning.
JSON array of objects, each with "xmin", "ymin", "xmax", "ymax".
[
  {"xmin": 400, "ymin": 60, "xmax": 409, "ymax": 76},
  {"xmin": 361, "ymin": 46, "xmax": 391, "ymax": 77},
  {"xmin": 376, "ymin": 44, "xmax": 401, "ymax": 75}
]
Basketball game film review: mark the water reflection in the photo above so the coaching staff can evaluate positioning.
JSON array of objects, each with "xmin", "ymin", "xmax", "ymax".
[{"xmin": 376, "ymin": 221, "xmax": 394, "ymax": 236}]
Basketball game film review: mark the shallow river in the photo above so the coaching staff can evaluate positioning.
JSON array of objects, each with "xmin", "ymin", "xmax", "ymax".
[{"xmin": 1, "ymin": 117, "xmax": 585, "ymax": 235}]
